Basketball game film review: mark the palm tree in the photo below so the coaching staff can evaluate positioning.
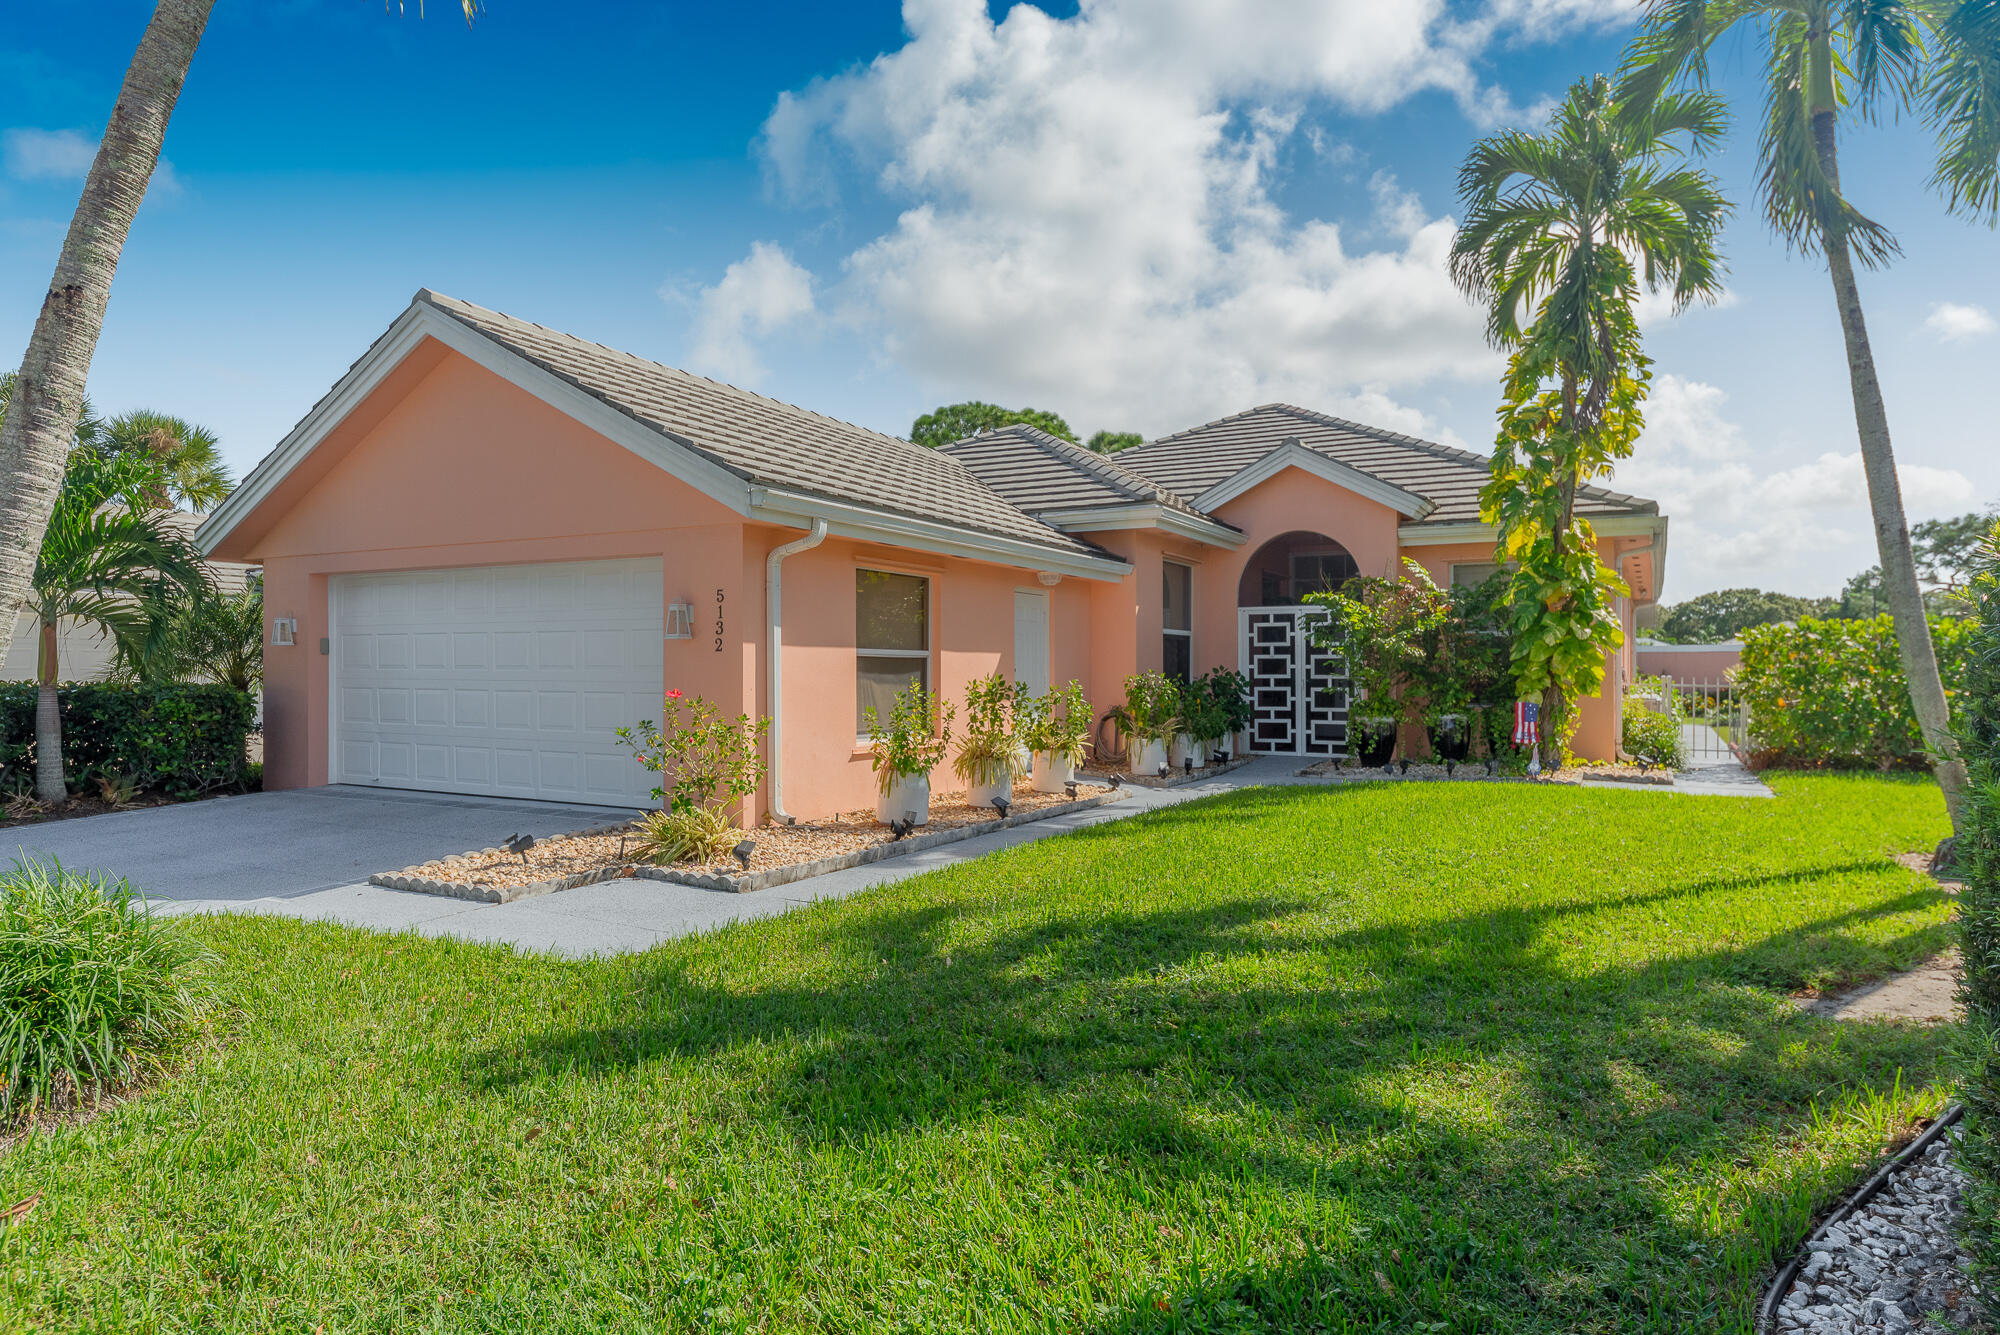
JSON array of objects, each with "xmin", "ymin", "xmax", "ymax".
[
  {"xmin": 0, "ymin": 0, "xmax": 482, "ymax": 676},
  {"xmin": 113, "ymin": 582, "xmax": 263, "ymax": 693},
  {"xmin": 101, "ymin": 409, "xmax": 234, "ymax": 512},
  {"xmin": 1618, "ymin": 0, "xmax": 2000, "ymax": 830},
  {"xmin": 24, "ymin": 449, "xmax": 210, "ymax": 804},
  {"xmin": 1450, "ymin": 75, "xmax": 1730, "ymax": 761}
]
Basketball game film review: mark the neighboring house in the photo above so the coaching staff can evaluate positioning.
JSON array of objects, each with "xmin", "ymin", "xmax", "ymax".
[
  {"xmin": 2, "ymin": 511, "xmax": 258, "ymax": 684},
  {"xmin": 1635, "ymin": 638, "xmax": 1743, "ymax": 681},
  {"xmin": 196, "ymin": 291, "xmax": 1669, "ymax": 820}
]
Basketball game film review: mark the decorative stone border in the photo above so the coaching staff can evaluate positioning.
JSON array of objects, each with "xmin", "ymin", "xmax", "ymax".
[
  {"xmin": 1756, "ymin": 1104, "xmax": 1966, "ymax": 1335},
  {"xmin": 1086, "ymin": 755, "xmax": 1257, "ymax": 790},
  {"xmin": 372, "ymin": 792, "xmax": 1131, "ymax": 901},
  {"xmin": 369, "ymin": 817, "xmax": 642, "ymax": 905},
  {"xmin": 632, "ymin": 789, "xmax": 1130, "ymax": 893}
]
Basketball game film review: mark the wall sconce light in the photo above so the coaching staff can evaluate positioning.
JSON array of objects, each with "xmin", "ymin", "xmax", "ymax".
[
  {"xmin": 1036, "ymin": 571, "xmax": 1062, "ymax": 587},
  {"xmin": 665, "ymin": 601, "xmax": 694, "ymax": 639},
  {"xmin": 271, "ymin": 616, "xmax": 297, "ymax": 647}
]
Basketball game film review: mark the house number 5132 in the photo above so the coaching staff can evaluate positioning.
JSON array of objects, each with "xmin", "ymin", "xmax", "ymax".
[{"xmin": 714, "ymin": 587, "xmax": 725, "ymax": 652}]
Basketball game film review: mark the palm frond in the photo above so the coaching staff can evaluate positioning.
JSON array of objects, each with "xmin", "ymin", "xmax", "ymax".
[{"xmin": 1923, "ymin": 0, "xmax": 2000, "ymax": 218}]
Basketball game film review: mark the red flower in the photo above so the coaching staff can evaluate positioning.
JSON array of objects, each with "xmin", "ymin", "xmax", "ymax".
[{"xmin": 666, "ymin": 688, "xmax": 685, "ymax": 700}]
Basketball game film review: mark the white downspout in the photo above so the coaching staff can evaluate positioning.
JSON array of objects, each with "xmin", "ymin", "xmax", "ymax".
[{"xmin": 765, "ymin": 517, "xmax": 828, "ymax": 825}]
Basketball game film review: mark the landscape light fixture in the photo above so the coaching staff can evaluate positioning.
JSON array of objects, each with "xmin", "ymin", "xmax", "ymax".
[
  {"xmin": 1157, "ymin": 762, "xmax": 1169, "ymax": 780},
  {"xmin": 889, "ymin": 815, "xmax": 916, "ymax": 841},
  {"xmin": 1106, "ymin": 774, "xmax": 1122, "ymax": 791},
  {"xmin": 1486, "ymin": 756, "xmax": 1500, "ymax": 776},
  {"xmin": 1183, "ymin": 757, "xmax": 1193, "ymax": 776},
  {"xmin": 1064, "ymin": 781, "xmax": 1078, "ymax": 800},
  {"xmin": 990, "ymin": 795, "xmax": 1011, "ymax": 819},
  {"xmin": 732, "ymin": 839, "xmax": 756, "ymax": 872},
  {"xmin": 502, "ymin": 832, "xmax": 536, "ymax": 865}
]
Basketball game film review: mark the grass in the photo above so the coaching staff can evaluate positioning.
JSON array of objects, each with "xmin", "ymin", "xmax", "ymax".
[
  {"xmin": 0, "ymin": 858, "xmax": 216, "ymax": 1122},
  {"xmin": 0, "ymin": 773, "xmax": 1959, "ymax": 1333}
]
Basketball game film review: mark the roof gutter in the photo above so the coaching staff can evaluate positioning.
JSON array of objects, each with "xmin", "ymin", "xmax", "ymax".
[{"xmin": 765, "ymin": 517, "xmax": 828, "ymax": 825}]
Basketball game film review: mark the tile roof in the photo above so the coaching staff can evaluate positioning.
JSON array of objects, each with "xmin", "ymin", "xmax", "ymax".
[
  {"xmin": 417, "ymin": 291, "xmax": 1107, "ymax": 562},
  {"xmin": 1114, "ymin": 403, "xmax": 1657, "ymax": 526},
  {"xmin": 938, "ymin": 423, "xmax": 1222, "ymax": 523}
]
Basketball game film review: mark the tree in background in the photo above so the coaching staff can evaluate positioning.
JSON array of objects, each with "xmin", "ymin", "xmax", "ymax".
[
  {"xmin": 1842, "ymin": 508, "xmax": 1998, "ymax": 619},
  {"xmin": 0, "ymin": 0, "xmax": 480, "ymax": 686},
  {"xmin": 113, "ymin": 582, "xmax": 262, "ymax": 694},
  {"xmin": 909, "ymin": 402, "xmax": 1077, "ymax": 450},
  {"xmin": 98, "ymin": 410, "xmax": 234, "ymax": 513},
  {"xmin": 1086, "ymin": 430, "xmax": 1144, "ymax": 454},
  {"xmin": 1655, "ymin": 588, "xmax": 1837, "ymax": 642},
  {"xmin": 1620, "ymin": 0, "xmax": 2000, "ymax": 831},
  {"xmin": 1451, "ymin": 76, "xmax": 1729, "ymax": 767},
  {"xmin": 22, "ymin": 447, "xmax": 210, "ymax": 803}
]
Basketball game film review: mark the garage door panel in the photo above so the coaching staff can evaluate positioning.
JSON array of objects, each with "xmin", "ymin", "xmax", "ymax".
[{"xmin": 332, "ymin": 557, "xmax": 659, "ymax": 807}]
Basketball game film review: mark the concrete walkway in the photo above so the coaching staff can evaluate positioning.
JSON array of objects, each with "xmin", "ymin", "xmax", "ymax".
[{"xmin": 120, "ymin": 750, "xmax": 1776, "ymax": 958}]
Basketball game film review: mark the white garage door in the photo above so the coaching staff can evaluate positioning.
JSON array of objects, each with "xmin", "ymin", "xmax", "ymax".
[{"xmin": 330, "ymin": 558, "xmax": 662, "ymax": 806}]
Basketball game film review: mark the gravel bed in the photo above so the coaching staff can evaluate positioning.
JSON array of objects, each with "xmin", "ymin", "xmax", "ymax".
[
  {"xmin": 385, "ymin": 779, "xmax": 1108, "ymax": 891},
  {"xmin": 1773, "ymin": 1123, "xmax": 1982, "ymax": 1334}
]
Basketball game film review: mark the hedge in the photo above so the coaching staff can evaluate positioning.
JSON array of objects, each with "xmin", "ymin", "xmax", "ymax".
[
  {"xmin": 1952, "ymin": 524, "xmax": 2000, "ymax": 1293},
  {"xmin": 0, "ymin": 683, "xmax": 255, "ymax": 798},
  {"xmin": 1735, "ymin": 614, "xmax": 1972, "ymax": 769}
]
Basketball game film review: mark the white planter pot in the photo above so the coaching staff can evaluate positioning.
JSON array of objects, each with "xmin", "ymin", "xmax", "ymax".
[
  {"xmin": 1130, "ymin": 738, "xmax": 1170, "ymax": 776},
  {"xmin": 1030, "ymin": 752, "xmax": 1075, "ymax": 793},
  {"xmin": 964, "ymin": 774, "xmax": 1014, "ymax": 812},
  {"xmin": 1169, "ymin": 733, "xmax": 1205, "ymax": 770},
  {"xmin": 875, "ymin": 773, "xmax": 931, "ymax": 826}
]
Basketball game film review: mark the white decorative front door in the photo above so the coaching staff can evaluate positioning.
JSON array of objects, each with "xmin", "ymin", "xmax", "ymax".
[
  {"xmin": 1239, "ymin": 606, "xmax": 1349, "ymax": 757},
  {"xmin": 1013, "ymin": 589, "xmax": 1050, "ymax": 696}
]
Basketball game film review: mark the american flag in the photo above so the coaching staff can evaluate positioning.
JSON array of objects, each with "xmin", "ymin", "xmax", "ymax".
[{"xmin": 1512, "ymin": 700, "xmax": 1540, "ymax": 747}]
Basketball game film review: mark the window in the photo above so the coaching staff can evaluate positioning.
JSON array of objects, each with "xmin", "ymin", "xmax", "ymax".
[
  {"xmin": 856, "ymin": 569, "xmax": 930, "ymax": 729},
  {"xmin": 1451, "ymin": 561, "xmax": 1516, "ymax": 589},
  {"xmin": 1162, "ymin": 560, "xmax": 1192, "ymax": 683}
]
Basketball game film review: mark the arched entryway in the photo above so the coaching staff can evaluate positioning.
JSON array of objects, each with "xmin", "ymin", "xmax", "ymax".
[{"xmin": 1238, "ymin": 532, "xmax": 1354, "ymax": 758}]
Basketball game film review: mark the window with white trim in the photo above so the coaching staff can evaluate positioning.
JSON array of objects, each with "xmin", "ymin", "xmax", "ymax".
[
  {"xmin": 1450, "ymin": 561, "xmax": 1516, "ymax": 589},
  {"xmin": 1163, "ymin": 560, "xmax": 1193, "ymax": 683},
  {"xmin": 856, "ymin": 568, "xmax": 931, "ymax": 728}
]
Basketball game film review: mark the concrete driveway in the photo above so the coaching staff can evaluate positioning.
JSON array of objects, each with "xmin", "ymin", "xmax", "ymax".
[{"xmin": 4, "ymin": 785, "xmax": 641, "ymax": 901}]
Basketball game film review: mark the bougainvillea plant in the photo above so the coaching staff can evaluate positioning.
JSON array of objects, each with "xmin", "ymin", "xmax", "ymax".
[{"xmin": 615, "ymin": 690, "xmax": 770, "ymax": 815}]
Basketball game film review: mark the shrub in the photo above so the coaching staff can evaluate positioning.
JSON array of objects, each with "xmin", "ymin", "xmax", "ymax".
[
  {"xmin": 0, "ymin": 858, "xmax": 217, "ymax": 1121},
  {"xmin": 1954, "ymin": 522, "xmax": 2000, "ymax": 1291},
  {"xmin": 0, "ymin": 682, "xmax": 254, "ymax": 798},
  {"xmin": 614, "ymin": 691, "xmax": 769, "ymax": 815},
  {"xmin": 953, "ymin": 674, "xmax": 1029, "ymax": 789},
  {"xmin": 1735, "ymin": 615, "xmax": 1973, "ymax": 769},
  {"xmin": 864, "ymin": 683, "xmax": 954, "ymax": 795},
  {"xmin": 1196, "ymin": 667, "xmax": 1254, "ymax": 739},
  {"xmin": 1622, "ymin": 677, "xmax": 1687, "ymax": 769},
  {"xmin": 629, "ymin": 806, "xmax": 739, "ymax": 866}
]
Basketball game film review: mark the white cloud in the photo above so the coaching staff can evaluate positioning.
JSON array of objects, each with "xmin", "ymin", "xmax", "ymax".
[
  {"xmin": 748, "ymin": 0, "xmax": 1652, "ymax": 438},
  {"xmin": 1, "ymin": 126, "xmax": 184, "ymax": 198},
  {"xmin": 685, "ymin": 241, "xmax": 816, "ymax": 386},
  {"xmin": 1614, "ymin": 374, "xmax": 1977, "ymax": 597},
  {"xmin": 1926, "ymin": 301, "xmax": 1996, "ymax": 343},
  {"xmin": 2, "ymin": 127, "xmax": 97, "ymax": 180}
]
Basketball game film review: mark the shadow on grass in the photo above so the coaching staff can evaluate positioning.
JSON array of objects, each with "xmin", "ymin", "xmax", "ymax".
[{"xmin": 461, "ymin": 792, "xmax": 1954, "ymax": 1331}]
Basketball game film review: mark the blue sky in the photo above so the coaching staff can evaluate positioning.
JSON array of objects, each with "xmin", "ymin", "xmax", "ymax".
[{"xmin": 2, "ymin": 0, "xmax": 1993, "ymax": 600}]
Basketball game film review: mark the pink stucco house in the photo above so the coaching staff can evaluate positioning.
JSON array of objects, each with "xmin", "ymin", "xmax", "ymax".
[{"xmin": 197, "ymin": 291, "xmax": 1669, "ymax": 821}]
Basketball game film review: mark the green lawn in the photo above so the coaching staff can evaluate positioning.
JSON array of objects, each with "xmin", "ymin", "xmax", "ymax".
[{"xmin": 0, "ymin": 774, "xmax": 1959, "ymax": 1333}]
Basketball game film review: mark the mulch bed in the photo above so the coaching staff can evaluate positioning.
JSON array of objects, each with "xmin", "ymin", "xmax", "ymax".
[
  {"xmin": 1, "ymin": 793, "xmax": 185, "ymax": 830},
  {"xmin": 383, "ymin": 779, "xmax": 1112, "ymax": 895}
]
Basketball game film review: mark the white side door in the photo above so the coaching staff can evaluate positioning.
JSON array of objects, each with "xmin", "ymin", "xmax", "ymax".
[{"xmin": 1013, "ymin": 589, "xmax": 1050, "ymax": 695}]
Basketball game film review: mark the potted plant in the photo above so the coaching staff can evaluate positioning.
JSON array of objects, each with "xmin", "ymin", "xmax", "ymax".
[
  {"xmin": 1023, "ymin": 679, "xmax": 1091, "ymax": 793},
  {"xmin": 864, "ymin": 683, "xmax": 955, "ymax": 825},
  {"xmin": 1122, "ymin": 671, "xmax": 1180, "ymax": 776},
  {"xmin": 954, "ymin": 673, "xmax": 1027, "ymax": 809},
  {"xmin": 1169, "ymin": 676, "xmax": 1202, "ymax": 771},
  {"xmin": 1197, "ymin": 666, "xmax": 1252, "ymax": 759},
  {"xmin": 1353, "ymin": 710, "xmax": 1397, "ymax": 767}
]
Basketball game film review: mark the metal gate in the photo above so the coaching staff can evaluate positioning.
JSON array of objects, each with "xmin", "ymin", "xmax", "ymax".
[
  {"xmin": 1240, "ymin": 606, "xmax": 1349, "ymax": 757},
  {"xmin": 1665, "ymin": 677, "xmax": 1746, "ymax": 763}
]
